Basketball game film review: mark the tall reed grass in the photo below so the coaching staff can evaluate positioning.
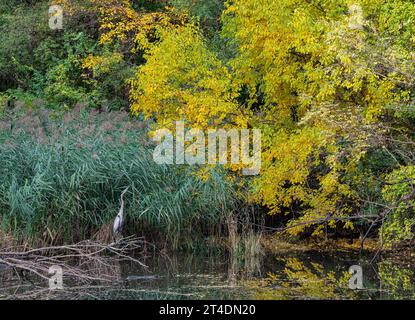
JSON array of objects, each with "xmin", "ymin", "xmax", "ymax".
[{"xmin": 0, "ymin": 107, "xmax": 238, "ymax": 246}]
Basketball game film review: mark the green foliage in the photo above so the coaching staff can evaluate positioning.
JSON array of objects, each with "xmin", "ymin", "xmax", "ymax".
[
  {"xmin": 382, "ymin": 166, "xmax": 415, "ymax": 244},
  {"xmin": 0, "ymin": 93, "xmax": 6, "ymax": 115},
  {"xmin": 378, "ymin": 261, "xmax": 415, "ymax": 299},
  {"xmin": 0, "ymin": 0, "xmax": 131, "ymax": 110},
  {"xmin": 0, "ymin": 109, "xmax": 237, "ymax": 245},
  {"xmin": 171, "ymin": 0, "xmax": 224, "ymax": 34},
  {"xmin": 39, "ymin": 32, "xmax": 97, "ymax": 108},
  {"xmin": 82, "ymin": 48, "xmax": 134, "ymax": 110},
  {"xmin": 2, "ymin": 0, "xmax": 415, "ymax": 246},
  {"xmin": 0, "ymin": 1, "xmax": 49, "ymax": 90}
]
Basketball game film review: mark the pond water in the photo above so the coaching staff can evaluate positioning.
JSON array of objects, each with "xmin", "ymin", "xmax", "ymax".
[{"xmin": 1, "ymin": 249, "xmax": 415, "ymax": 299}]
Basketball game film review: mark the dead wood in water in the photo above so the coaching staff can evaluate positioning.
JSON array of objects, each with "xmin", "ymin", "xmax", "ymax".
[{"xmin": 0, "ymin": 236, "xmax": 149, "ymax": 298}]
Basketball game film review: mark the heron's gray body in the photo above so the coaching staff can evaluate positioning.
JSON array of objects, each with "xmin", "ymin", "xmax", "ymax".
[
  {"xmin": 112, "ymin": 212, "xmax": 123, "ymax": 237},
  {"xmin": 112, "ymin": 187, "xmax": 129, "ymax": 239}
]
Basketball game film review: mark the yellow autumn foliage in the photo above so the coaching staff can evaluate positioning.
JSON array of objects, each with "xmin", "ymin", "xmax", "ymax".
[{"xmin": 126, "ymin": 0, "xmax": 415, "ymax": 238}]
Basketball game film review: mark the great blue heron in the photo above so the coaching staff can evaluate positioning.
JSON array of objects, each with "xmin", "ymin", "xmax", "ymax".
[{"xmin": 113, "ymin": 187, "xmax": 130, "ymax": 240}]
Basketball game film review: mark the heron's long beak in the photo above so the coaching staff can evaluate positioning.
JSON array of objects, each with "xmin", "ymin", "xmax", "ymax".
[{"xmin": 121, "ymin": 186, "xmax": 130, "ymax": 196}]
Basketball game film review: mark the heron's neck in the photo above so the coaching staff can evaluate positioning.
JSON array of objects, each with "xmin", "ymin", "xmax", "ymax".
[{"xmin": 120, "ymin": 196, "xmax": 125, "ymax": 215}]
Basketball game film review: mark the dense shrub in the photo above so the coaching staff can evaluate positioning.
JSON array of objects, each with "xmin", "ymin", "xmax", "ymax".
[{"xmin": 0, "ymin": 109, "xmax": 237, "ymax": 246}]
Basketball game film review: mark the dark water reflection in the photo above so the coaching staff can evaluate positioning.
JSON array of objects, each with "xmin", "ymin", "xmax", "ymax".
[
  {"xmin": 1, "ymin": 250, "xmax": 415, "ymax": 299},
  {"xmin": 247, "ymin": 253, "xmax": 415, "ymax": 300}
]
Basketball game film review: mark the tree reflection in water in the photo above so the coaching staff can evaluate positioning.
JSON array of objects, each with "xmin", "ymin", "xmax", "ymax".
[{"xmin": 247, "ymin": 255, "xmax": 415, "ymax": 300}]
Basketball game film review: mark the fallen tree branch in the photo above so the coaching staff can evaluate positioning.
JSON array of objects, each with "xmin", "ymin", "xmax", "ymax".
[
  {"xmin": 0, "ymin": 236, "xmax": 149, "ymax": 298},
  {"xmin": 270, "ymin": 214, "xmax": 380, "ymax": 234}
]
